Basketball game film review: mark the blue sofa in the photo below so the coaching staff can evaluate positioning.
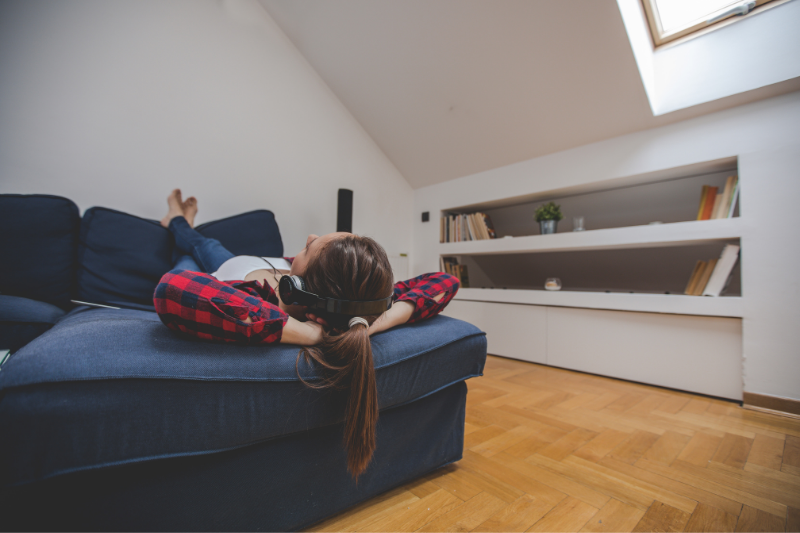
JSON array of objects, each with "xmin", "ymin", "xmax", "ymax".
[{"xmin": 0, "ymin": 194, "xmax": 487, "ymax": 531}]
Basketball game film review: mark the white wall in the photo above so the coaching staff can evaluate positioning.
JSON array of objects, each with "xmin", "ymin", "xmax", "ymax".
[
  {"xmin": 617, "ymin": 0, "xmax": 800, "ymax": 115},
  {"xmin": 415, "ymin": 91, "xmax": 800, "ymax": 402},
  {"xmin": 0, "ymin": 0, "xmax": 413, "ymax": 258}
]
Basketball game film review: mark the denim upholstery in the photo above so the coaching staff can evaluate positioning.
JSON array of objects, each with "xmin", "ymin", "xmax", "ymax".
[
  {"xmin": 76, "ymin": 207, "xmax": 173, "ymax": 309},
  {"xmin": 0, "ymin": 194, "xmax": 488, "ymax": 531},
  {"xmin": 195, "ymin": 210, "xmax": 283, "ymax": 258},
  {"xmin": 75, "ymin": 208, "xmax": 286, "ymax": 310},
  {"xmin": 0, "ymin": 194, "xmax": 80, "ymax": 310},
  {"xmin": 0, "ymin": 310, "xmax": 485, "ymax": 487},
  {"xmin": 1, "ymin": 382, "xmax": 467, "ymax": 532},
  {"xmin": 0, "ymin": 295, "xmax": 66, "ymax": 352}
]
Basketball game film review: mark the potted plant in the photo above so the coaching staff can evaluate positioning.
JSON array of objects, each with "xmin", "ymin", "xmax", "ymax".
[{"xmin": 534, "ymin": 201, "xmax": 563, "ymax": 234}]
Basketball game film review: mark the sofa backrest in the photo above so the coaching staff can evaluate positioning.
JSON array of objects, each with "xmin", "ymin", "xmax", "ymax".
[
  {"xmin": 76, "ymin": 207, "xmax": 174, "ymax": 309},
  {"xmin": 0, "ymin": 194, "xmax": 81, "ymax": 310},
  {"xmin": 77, "ymin": 208, "xmax": 284, "ymax": 309},
  {"xmin": 196, "ymin": 210, "xmax": 283, "ymax": 258},
  {"xmin": 1, "ymin": 193, "xmax": 284, "ymax": 310}
]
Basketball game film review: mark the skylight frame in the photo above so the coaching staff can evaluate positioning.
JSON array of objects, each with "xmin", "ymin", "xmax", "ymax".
[{"xmin": 641, "ymin": 0, "xmax": 780, "ymax": 47}]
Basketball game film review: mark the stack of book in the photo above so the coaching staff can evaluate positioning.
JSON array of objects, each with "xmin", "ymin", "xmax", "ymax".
[
  {"xmin": 440, "ymin": 213, "xmax": 496, "ymax": 243},
  {"xmin": 439, "ymin": 256, "xmax": 470, "ymax": 287},
  {"xmin": 684, "ymin": 244, "xmax": 740, "ymax": 296},
  {"xmin": 696, "ymin": 176, "xmax": 739, "ymax": 220}
]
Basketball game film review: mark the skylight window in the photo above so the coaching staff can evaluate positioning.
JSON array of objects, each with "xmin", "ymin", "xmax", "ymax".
[{"xmin": 642, "ymin": 0, "xmax": 779, "ymax": 46}]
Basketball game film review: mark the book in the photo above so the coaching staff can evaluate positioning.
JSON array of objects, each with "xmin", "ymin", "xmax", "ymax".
[
  {"xmin": 482, "ymin": 213, "xmax": 497, "ymax": 238},
  {"xmin": 457, "ymin": 264, "xmax": 470, "ymax": 288},
  {"xmin": 700, "ymin": 187, "xmax": 718, "ymax": 220},
  {"xmin": 440, "ymin": 212, "xmax": 496, "ymax": 242},
  {"xmin": 693, "ymin": 258, "xmax": 717, "ymax": 295},
  {"xmin": 474, "ymin": 213, "xmax": 489, "ymax": 240},
  {"xmin": 464, "ymin": 215, "xmax": 480, "ymax": 241},
  {"xmin": 714, "ymin": 176, "xmax": 735, "ymax": 219},
  {"xmin": 710, "ymin": 190, "xmax": 724, "ymax": 220},
  {"xmin": 441, "ymin": 256, "xmax": 458, "ymax": 275},
  {"xmin": 727, "ymin": 178, "xmax": 740, "ymax": 219},
  {"xmin": 702, "ymin": 244, "xmax": 740, "ymax": 296},
  {"xmin": 696, "ymin": 186, "xmax": 709, "ymax": 220},
  {"xmin": 684, "ymin": 260, "xmax": 706, "ymax": 295}
]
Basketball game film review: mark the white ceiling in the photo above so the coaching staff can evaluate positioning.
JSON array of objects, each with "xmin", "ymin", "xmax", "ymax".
[{"xmin": 259, "ymin": 0, "xmax": 800, "ymax": 189}]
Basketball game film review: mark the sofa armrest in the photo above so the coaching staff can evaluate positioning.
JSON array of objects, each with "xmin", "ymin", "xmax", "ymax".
[{"xmin": 0, "ymin": 295, "xmax": 66, "ymax": 352}]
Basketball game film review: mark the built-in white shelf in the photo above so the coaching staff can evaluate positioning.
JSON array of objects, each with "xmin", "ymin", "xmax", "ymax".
[
  {"xmin": 453, "ymin": 288, "xmax": 743, "ymax": 318},
  {"xmin": 439, "ymin": 217, "xmax": 742, "ymax": 256}
]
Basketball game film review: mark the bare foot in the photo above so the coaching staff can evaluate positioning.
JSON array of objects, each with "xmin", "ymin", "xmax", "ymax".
[
  {"xmin": 182, "ymin": 196, "xmax": 198, "ymax": 228},
  {"xmin": 160, "ymin": 189, "xmax": 185, "ymax": 228}
]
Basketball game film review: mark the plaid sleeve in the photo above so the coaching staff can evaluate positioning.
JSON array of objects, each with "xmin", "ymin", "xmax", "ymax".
[
  {"xmin": 393, "ymin": 272, "xmax": 460, "ymax": 324},
  {"xmin": 153, "ymin": 269, "xmax": 288, "ymax": 345}
]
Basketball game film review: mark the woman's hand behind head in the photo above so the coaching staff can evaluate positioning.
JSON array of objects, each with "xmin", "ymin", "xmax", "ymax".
[{"xmin": 280, "ymin": 317, "xmax": 324, "ymax": 346}]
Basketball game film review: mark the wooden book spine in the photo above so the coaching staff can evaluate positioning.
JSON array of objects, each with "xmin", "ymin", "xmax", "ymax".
[
  {"xmin": 693, "ymin": 258, "xmax": 717, "ymax": 295},
  {"xmin": 685, "ymin": 260, "xmax": 706, "ymax": 295},
  {"xmin": 715, "ymin": 176, "xmax": 735, "ymax": 219},
  {"xmin": 696, "ymin": 186, "xmax": 709, "ymax": 220},
  {"xmin": 700, "ymin": 187, "xmax": 718, "ymax": 220}
]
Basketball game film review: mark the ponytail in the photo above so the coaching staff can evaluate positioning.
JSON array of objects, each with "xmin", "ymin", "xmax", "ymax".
[
  {"xmin": 298, "ymin": 320, "xmax": 378, "ymax": 478},
  {"xmin": 296, "ymin": 234, "xmax": 393, "ymax": 479}
]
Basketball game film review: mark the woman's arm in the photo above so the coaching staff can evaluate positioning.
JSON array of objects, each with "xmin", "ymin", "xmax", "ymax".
[
  {"xmin": 154, "ymin": 269, "xmax": 321, "ymax": 345},
  {"xmin": 368, "ymin": 272, "xmax": 460, "ymax": 336}
]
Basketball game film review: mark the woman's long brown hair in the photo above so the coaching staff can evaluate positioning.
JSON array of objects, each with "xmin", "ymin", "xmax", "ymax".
[{"xmin": 297, "ymin": 235, "xmax": 394, "ymax": 478}]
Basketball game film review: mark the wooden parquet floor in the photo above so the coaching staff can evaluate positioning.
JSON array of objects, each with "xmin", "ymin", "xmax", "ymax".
[{"xmin": 308, "ymin": 355, "xmax": 800, "ymax": 532}]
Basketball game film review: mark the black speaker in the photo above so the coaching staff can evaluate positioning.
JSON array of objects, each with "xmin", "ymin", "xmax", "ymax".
[{"xmin": 337, "ymin": 189, "xmax": 353, "ymax": 233}]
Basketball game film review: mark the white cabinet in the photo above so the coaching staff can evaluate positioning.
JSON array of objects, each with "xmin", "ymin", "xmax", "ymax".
[
  {"xmin": 444, "ymin": 300, "xmax": 546, "ymax": 364},
  {"xmin": 547, "ymin": 307, "xmax": 742, "ymax": 400},
  {"xmin": 445, "ymin": 300, "xmax": 743, "ymax": 400}
]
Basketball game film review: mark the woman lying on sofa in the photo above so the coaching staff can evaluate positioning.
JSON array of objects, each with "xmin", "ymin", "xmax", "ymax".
[{"xmin": 154, "ymin": 189, "xmax": 459, "ymax": 478}]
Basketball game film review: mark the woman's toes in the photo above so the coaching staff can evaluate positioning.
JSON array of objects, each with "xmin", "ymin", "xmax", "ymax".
[
  {"xmin": 161, "ymin": 189, "xmax": 186, "ymax": 228},
  {"xmin": 167, "ymin": 188, "xmax": 183, "ymax": 208},
  {"xmin": 183, "ymin": 197, "xmax": 198, "ymax": 227}
]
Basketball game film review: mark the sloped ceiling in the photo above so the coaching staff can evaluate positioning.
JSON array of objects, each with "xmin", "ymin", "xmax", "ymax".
[{"xmin": 259, "ymin": 0, "xmax": 800, "ymax": 188}]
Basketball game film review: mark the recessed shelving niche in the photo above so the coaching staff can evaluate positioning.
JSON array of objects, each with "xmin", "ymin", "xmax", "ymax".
[{"xmin": 439, "ymin": 157, "xmax": 742, "ymax": 317}]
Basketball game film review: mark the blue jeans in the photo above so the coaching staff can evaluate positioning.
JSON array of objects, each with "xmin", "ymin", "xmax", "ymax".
[{"xmin": 169, "ymin": 216, "xmax": 234, "ymax": 273}]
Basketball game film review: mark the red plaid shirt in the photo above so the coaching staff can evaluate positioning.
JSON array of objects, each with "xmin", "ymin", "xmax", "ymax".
[{"xmin": 154, "ymin": 269, "xmax": 460, "ymax": 345}]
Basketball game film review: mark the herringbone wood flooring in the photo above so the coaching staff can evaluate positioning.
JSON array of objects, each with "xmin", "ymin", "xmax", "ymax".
[{"xmin": 308, "ymin": 356, "xmax": 800, "ymax": 532}]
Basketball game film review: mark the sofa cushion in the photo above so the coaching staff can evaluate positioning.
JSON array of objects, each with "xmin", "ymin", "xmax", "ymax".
[
  {"xmin": 0, "ymin": 295, "xmax": 67, "ymax": 325},
  {"xmin": 195, "ymin": 210, "xmax": 283, "ymax": 258},
  {"xmin": 76, "ymin": 207, "xmax": 173, "ymax": 309},
  {"xmin": 0, "ymin": 311, "xmax": 486, "ymax": 486},
  {"xmin": 0, "ymin": 295, "xmax": 67, "ymax": 353},
  {"xmin": 0, "ymin": 194, "xmax": 80, "ymax": 310}
]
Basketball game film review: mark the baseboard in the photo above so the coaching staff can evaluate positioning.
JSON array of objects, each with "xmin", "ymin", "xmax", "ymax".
[{"xmin": 743, "ymin": 391, "xmax": 800, "ymax": 418}]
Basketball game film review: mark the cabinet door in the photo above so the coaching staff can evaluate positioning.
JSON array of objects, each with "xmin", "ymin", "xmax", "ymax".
[
  {"xmin": 547, "ymin": 307, "xmax": 743, "ymax": 400},
  {"xmin": 444, "ymin": 300, "xmax": 546, "ymax": 363}
]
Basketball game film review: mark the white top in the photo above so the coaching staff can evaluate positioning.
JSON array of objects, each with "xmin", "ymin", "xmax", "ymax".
[{"xmin": 211, "ymin": 256, "xmax": 292, "ymax": 282}]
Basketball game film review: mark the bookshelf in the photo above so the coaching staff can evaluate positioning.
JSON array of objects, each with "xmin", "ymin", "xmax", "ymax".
[
  {"xmin": 439, "ymin": 160, "xmax": 742, "ymax": 315},
  {"xmin": 440, "ymin": 217, "xmax": 742, "ymax": 255},
  {"xmin": 455, "ymin": 288, "xmax": 742, "ymax": 318},
  {"xmin": 435, "ymin": 158, "xmax": 745, "ymax": 400}
]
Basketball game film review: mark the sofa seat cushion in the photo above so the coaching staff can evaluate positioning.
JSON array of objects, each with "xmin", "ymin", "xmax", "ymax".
[
  {"xmin": 0, "ymin": 310, "xmax": 485, "ymax": 486},
  {"xmin": 0, "ymin": 295, "xmax": 67, "ymax": 352},
  {"xmin": 0, "ymin": 194, "xmax": 80, "ymax": 310},
  {"xmin": 195, "ymin": 210, "xmax": 283, "ymax": 258}
]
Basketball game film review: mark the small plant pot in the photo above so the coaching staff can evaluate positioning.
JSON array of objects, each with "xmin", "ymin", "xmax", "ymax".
[{"xmin": 539, "ymin": 220, "xmax": 558, "ymax": 234}]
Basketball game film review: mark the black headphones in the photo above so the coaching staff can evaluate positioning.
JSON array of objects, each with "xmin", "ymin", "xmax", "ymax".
[{"xmin": 279, "ymin": 275, "xmax": 393, "ymax": 316}]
